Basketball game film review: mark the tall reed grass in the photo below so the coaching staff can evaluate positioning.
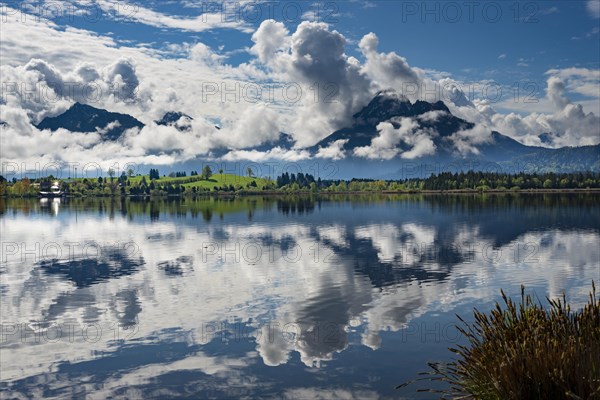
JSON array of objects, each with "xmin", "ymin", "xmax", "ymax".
[{"xmin": 399, "ymin": 282, "xmax": 600, "ymax": 399}]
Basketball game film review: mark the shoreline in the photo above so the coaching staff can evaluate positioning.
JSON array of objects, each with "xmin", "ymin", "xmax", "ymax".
[{"xmin": 5, "ymin": 187, "xmax": 600, "ymax": 199}]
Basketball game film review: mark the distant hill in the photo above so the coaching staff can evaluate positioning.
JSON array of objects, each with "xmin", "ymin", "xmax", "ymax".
[{"xmin": 36, "ymin": 102, "xmax": 144, "ymax": 140}]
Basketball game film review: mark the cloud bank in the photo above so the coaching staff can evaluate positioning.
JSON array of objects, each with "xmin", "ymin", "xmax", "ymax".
[{"xmin": 1, "ymin": 6, "xmax": 598, "ymax": 168}]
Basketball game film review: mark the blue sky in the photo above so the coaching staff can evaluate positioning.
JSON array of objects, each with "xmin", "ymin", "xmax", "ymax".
[{"xmin": 39, "ymin": 0, "xmax": 598, "ymax": 97}]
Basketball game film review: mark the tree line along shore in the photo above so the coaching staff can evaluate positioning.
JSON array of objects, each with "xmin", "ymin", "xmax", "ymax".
[{"xmin": 2, "ymin": 169, "xmax": 600, "ymax": 198}]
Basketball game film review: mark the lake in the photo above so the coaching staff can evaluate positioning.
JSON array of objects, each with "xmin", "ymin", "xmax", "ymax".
[{"xmin": 1, "ymin": 194, "xmax": 599, "ymax": 399}]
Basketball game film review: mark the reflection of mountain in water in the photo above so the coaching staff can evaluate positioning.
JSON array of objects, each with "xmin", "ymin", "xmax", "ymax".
[
  {"xmin": 341, "ymin": 235, "xmax": 460, "ymax": 288},
  {"xmin": 158, "ymin": 256, "xmax": 194, "ymax": 277},
  {"xmin": 38, "ymin": 246, "xmax": 145, "ymax": 288},
  {"xmin": 23, "ymin": 194, "xmax": 595, "ymax": 290}
]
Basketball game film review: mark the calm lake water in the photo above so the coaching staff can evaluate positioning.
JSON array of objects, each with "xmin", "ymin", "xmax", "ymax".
[{"xmin": 1, "ymin": 194, "xmax": 599, "ymax": 399}]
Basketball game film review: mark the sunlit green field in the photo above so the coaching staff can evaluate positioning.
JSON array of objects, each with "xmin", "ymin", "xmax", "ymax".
[
  {"xmin": 68, "ymin": 173, "xmax": 269, "ymax": 189},
  {"xmin": 181, "ymin": 174, "xmax": 270, "ymax": 190}
]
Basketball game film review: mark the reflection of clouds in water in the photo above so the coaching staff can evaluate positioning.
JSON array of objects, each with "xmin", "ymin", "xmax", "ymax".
[
  {"xmin": 84, "ymin": 345, "xmax": 256, "ymax": 400},
  {"xmin": 355, "ymin": 223, "xmax": 437, "ymax": 264},
  {"xmin": 282, "ymin": 387, "xmax": 379, "ymax": 399},
  {"xmin": 256, "ymin": 323, "xmax": 293, "ymax": 367},
  {"xmin": 355, "ymin": 224, "xmax": 400, "ymax": 262},
  {"xmin": 361, "ymin": 284, "xmax": 426, "ymax": 350},
  {"xmin": 317, "ymin": 224, "xmax": 348, "ymax": 248},
  {"xmin": 485, "ymin": 230, "xmax": 600, "ymax": 307},
  {"xmin": 1, "ymin": 207, "xmax": 599, "ymax": 393}
]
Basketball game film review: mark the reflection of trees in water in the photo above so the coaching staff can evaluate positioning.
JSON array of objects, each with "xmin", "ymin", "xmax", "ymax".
[
  {"xmin": 3, "ymin": 194, "xmax": 599, "ymax": 222},
  {"xmin": 201, "ymin": 208, "xmax": 213, "ymax": 222},
  {"xmin": 420, "ymin": 194, "xmax": 600, "ymax": 248},
  {"xmin": 422, "ymin": 192, "xmax": 600, "ymax": 212},
  {"xmin": 150, "ymin": 201, "xmax": 160, "ymax": 221},
  {"xmin": 2, "ymin": 193, "xmax": 597, "ymax": 228},
  {"xmin": 276, "ymin": 197, "xmax": 316, "ymax": 215}
]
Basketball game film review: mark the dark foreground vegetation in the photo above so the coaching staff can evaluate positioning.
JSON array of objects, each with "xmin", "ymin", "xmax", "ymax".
[
  {"xmin": 400, "ymin": 283, "xmax": 600, "ymax": 399},
  {"xmin": 1, "ymin": 170, "xmax": 600, "ymax": 197}
]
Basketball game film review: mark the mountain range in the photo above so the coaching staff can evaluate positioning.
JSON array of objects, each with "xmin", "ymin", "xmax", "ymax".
[
  {"xmin": 33, "ymin": 94, "xmax": 600, "ymax": 178},
  {"xmin": 36, "ymin": 102, "xmax": 145, "ymax": 140},
  {"xmin": 309, "ymin": 91, "xmax": 600, "ymax": 177}
]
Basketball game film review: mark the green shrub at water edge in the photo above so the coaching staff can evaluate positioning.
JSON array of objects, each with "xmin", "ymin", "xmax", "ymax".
[{"xmin": 399, "ymin": 282, "xmax": 600, "ymax": 399}]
